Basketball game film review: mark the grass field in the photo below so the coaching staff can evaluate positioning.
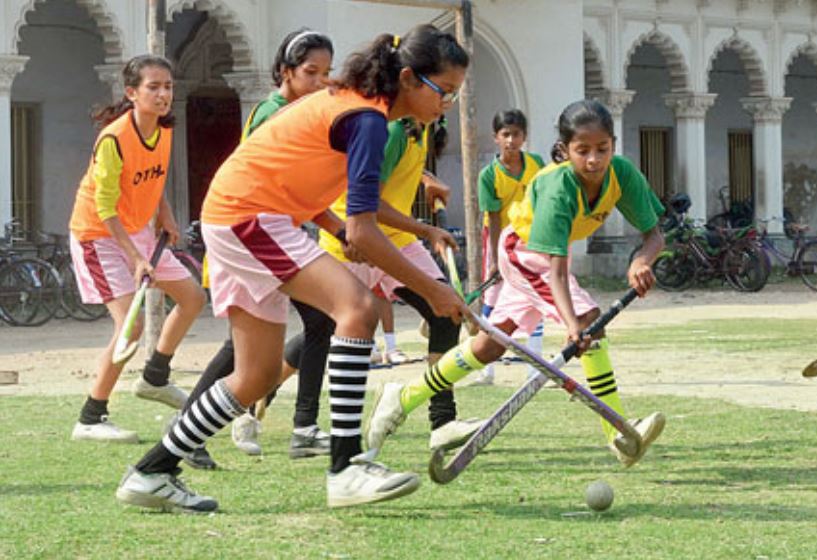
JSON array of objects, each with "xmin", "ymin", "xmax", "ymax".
[{"xmin": 3, "ymin": 383, "xmax": 817, "ymax": 559}]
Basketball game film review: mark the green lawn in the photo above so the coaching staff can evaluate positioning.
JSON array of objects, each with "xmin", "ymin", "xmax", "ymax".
[{"xmin": 3, "ymin": 386, "xmax": 817, "ymax": 559}]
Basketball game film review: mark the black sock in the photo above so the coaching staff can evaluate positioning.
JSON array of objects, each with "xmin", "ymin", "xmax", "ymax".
[
  {"xmin": 429, "ymin": 389, "xmax": 457, "ymax": 430},
  {"xmin": 135, "ymin": 441, "xmax": 183, "ymax": 474},
  {"xmin": 183, "ymin": 339, "xmax": 234, "ymax": 414},
  {"xmin": 142, "ymin": 350, "xmax": 173, "ymax": 387},
  {"xmin": 327, "ymin": 336, "xmax": 371, "ymax": 473},
  {"xmin": 78, "ymin": 396, "xmax": 108, "ymax": 424}
]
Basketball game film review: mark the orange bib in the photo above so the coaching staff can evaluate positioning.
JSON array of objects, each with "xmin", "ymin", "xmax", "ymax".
[
  {"xmin": 70, "ymin": 111, "xmax": 172, "ymax": 241},
  {"xmin": 202, "ymin": 88, "xmax": 389, "ymax": 226}
]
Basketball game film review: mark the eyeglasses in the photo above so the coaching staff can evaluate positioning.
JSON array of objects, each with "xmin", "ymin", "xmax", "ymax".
[{"xmin": 416, "ymin": 73, "xmax": 460, "ymax": 104}]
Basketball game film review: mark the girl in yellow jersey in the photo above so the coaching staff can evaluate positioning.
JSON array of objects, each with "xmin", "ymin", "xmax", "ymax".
[
  {"xmin": 118, "ymin": 25, "xmax": 469, "ymax": 513},
  {"xmin": 368, "ymin": 100, "xmax": 667, "ymax": 469},
  {"xmin": 68, "ymin": 56, "xmax": 206, "ymax": 444}
]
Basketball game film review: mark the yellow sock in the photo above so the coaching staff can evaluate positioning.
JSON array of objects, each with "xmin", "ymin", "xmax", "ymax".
[
  {"xmin": 400, "ymin": 338, "xmax": 485, "ymax": 414},
  {"xmin": 580, "ymin": 338, "xmax": 625, "ymax": 443}
]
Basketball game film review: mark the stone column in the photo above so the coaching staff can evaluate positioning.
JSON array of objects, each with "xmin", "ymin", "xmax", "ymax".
[
  {"xmin": 0, "ymin": 55, "xmax": 29, "ymax": 227},
  {"xmin": 223, "ymin": 70, "xmax": 273, "ymax": 125},
  {"xmin": 588, "ymin": 89, "xmax": 636, "ymax": 237},
  {"xmin": 664, "ymin": 92, "xmax": 717, "ymax": 222},
  {"xmin": 94, "ymin": 62, "xmax": 126, "ymax": 102},
  {"xmin": 169, "ymin": 80, "xmax": 193, "ymax": 235},
  {"xmin": 741, "ymin": 96, "xmax": 792, "ymax": 234}
]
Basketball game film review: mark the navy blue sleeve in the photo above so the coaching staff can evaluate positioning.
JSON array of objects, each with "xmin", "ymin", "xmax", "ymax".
[{"xmin": 331, "ymin": 110, "xmax": 388, "ymax": 216}]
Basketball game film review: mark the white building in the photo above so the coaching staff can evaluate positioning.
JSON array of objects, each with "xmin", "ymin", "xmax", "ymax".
[{"xmin": 1, "ymin": 0, "xmax": 815, "ymax": 274}]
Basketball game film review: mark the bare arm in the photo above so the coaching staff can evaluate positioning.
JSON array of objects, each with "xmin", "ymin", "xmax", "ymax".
[
  {"xmin": 487, "ymin": 212, "xmax": 502, "ymax": 275},
  {"xmin": 376, "ymin": 200, "xmax": 456, "ymax": 257},
  {"xmin": 347, "ymin": 211, "xmax": 466, "ymax": 321},
  {"xmin": 628, "ymin": 226, "xmax": 664, "ymax": 296},
  {"xmin": 549, "ymin": 254, "xmax": 591, "ymax": 353}
]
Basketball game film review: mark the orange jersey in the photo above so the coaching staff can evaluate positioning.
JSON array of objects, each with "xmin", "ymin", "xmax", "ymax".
[
  {"xmin": 201, "ymin": 88, "xmax": 389, "ymax": 226},
  {"xmin": 69, "ymin": 111, "xmax": 172, "ymax": 241}
]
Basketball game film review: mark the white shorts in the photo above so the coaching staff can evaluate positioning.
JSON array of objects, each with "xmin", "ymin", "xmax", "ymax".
[
  {"xmin": 481, "ymin": 226, "xmax": 502, "ymax": 307},
  {"xmin": 69, "ymin": 226, "xmax": 190, "ymax": 304},
  {"xmin": 489, "ymin": 227, "xmax": 598, "ymax": 335},
  {"xmin": 202, "ymin": 214, "xmax": 325, "ymax": 323},
  {"xmin": 343, "ymin": 240, "xmax": 444, "ymax": 299}
]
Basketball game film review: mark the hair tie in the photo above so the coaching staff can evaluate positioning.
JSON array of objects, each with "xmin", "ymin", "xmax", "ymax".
[{"xmin": 392, "ymin": 35, "xmax": 401, "ymax": 49}]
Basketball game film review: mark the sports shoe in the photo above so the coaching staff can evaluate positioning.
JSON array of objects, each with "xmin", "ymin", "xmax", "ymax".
[
  {"xmin": 470, "ymin": 369, "xmax": 494, "ymax": 386},
  {"xmin": 133, "ymin": 377, "xmax": 188, "ymax": 410},
  {"xmin": 71, "ymin": 417, "xmax": 139, "ymax": 443},
  {"xmin": 116, "ymin": 466, "xmax": 218, "ymax": 513},
  {"xmin": 370, "ymin": 346, "xmax": 384, "ymax": 364},
  {"xmin": 365, "ymin": 382, "xmax": 407, "ymax": 452},
  {"xmin": 384, "ymin": 348, "xmax": 410, "ymax": 365},
  {"xmin": 429, "ymin": 418, "xmax": 483, "ymax": 450},
  {"xmin": 326, "ymin": 454, "xmax": 420, "ymax": 508},
  {"xmin": 289, "ymin": 426, "xmax": 330, "ymax": 459},
  {"xmin": 611, "ymin": 411, "xmax": 666, "ymax": 468},
  {"xmin": 184, "ymin": 447, "xmax": 217, "ymax": 470},
  {"xmin": 231, "ymin": 413, "xmax": 262, "ymax": 456}
]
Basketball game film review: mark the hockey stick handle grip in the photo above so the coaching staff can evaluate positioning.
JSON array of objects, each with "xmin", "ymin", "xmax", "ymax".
[
  {"xmin": 554, "ymin": 287, "xmax": 639, "ymax": 367},
  {"xmin": 433, "ymin": 198, "xmax": 448, "ymax": 230}
]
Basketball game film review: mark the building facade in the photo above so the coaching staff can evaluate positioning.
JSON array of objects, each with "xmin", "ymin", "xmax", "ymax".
[{"xmin": 0, "ymin": 0, "xmax": 815, "ymax": 273}]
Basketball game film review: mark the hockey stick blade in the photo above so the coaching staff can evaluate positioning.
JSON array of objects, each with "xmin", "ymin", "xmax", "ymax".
[
  {"xmin": 803, "ymin": 359, "xmax": 817, "ymax": 378},
  {"xmin": 429, "ymin": 288, "xmax": 640, "ymax": 484},
  {"xmin": 112, "ymin": 232, "xmax": 169, "ymax": 366}
]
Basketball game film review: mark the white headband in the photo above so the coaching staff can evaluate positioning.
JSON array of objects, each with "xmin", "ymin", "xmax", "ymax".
[{"xmin": 284, "ymin": 30, "xmax": 323, "ymax": 63}]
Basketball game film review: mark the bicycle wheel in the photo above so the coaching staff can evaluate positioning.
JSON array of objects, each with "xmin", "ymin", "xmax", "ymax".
[
  {"xmin": 797, "ymin": 240, "xmax": 817, "ymax": 291},
  {"xmin": 653, "ymin": 246, "xmax": 696, "ymax": 291},
  {"xmin": 58, "ymin": 261, "xmax": 108, "ymax": 321},
  {"xmin": 724, "ymin": 243, "xmax": 769, "ymax": 292},
  {"xmin": 0, "ymin": 258, "xmax": 59, "ymax": 326}
]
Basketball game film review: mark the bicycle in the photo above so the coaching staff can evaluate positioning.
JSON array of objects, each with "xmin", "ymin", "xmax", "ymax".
[
  {"xmin": 754, "ymin": 217, "xmax": 817, "ymax": 291},
  {"xmin": 0, "ymin": 245, "xmax": 63, "ymax": 326}
]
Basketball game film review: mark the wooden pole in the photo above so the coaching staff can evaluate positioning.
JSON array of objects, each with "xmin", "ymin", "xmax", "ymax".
[
  {"xmin": 454, "ymin": 1, "xmax": 481, "ymax": 291},
  {"xmin": 145, "ymin": 0, "xmax": 166, "ymax": 358}
]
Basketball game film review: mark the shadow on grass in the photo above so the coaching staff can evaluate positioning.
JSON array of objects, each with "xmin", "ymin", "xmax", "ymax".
[{"xmin": 0, "ymin": 483, "xmax": 103, "ymax": 497}]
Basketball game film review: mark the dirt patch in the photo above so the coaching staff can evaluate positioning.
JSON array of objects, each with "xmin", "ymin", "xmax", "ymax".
[{"xmin": 2, "ymin": 285, "xmax": 816, "ymax": 412}]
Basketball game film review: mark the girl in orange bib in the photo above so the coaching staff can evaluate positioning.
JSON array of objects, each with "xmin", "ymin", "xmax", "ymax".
[
  {"xmin": 119, "ymin": 25, "xmax": 470, "ymax": 513},
  {"xmin": 68, "ymin": 56, "xmax": 206, "ymax": 444}
]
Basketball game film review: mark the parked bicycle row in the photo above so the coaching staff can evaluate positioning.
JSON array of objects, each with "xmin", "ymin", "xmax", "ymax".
[
  {"xmin": 0, "ymin": 221, "xmax": 205, "ymax": 326},
  {"xmin": 639, "ymin": 194, "xmax": 817, "ymax": 293}
]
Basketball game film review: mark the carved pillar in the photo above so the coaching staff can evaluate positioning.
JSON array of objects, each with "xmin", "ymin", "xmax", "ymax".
[
  {"xmin": 0, "ymin": 55, "xmax": 29, "ymax": 226},
  {"xmin": 169, "ymin": 80, "xmax": 193, "ymax": 235},
  {"xmin": 664, "ymin": 92, "xmax": 717, "ymax": 222},
  {"xmin": 223, "ymin": 70, "xmax": 273, "ymax": 124},
  {"xmin": 588, "ymin": 89, "xmax": 636, "ymax": 238},
  {"xmin": 741, "ymin": 96, "xmax": 792, "ymax": 234},
  {"xmin": 94, "ymin": 62, "xmax": 126, "ymax": 101}
]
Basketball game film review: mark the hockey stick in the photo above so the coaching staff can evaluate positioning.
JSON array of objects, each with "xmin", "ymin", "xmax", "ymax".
[
  {"xmin": 112, "ymin": 231, "xmax": 169, "ymax": 366},
  {"xmin": 802, "ymin": 359, "xmax": 817, "ymax": 378},
  {"xmin": 428, "ymin": 253, "xmax": 641, "ymax": 484}
]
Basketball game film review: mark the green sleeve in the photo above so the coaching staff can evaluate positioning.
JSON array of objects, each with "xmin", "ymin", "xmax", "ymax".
[
  {"xmin": 526, "ymin": 175, "xmax": 577, "ymax": 257},
  {"xmin": 478, "ymin": 164, "xmax": 501, "ymax": 212},
  {"xmin": 92, "ymin": 136, "xmax": 124, "ymax": 222},
  {"xmin": 379, "ymin": 121, "xmax": 408, "ymax": 183},
  {"xmin": 611, "ymin": 156, "xmax": 663, "ymax": 233},
  {"xmin": 246, "ymin": 95, "xmax": 288, "ymax": 138}
]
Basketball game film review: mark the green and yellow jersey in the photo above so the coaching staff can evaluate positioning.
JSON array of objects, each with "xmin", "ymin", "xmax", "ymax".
[
  {"xmin": 478, "ymin": 151, "xmax": 546, "ymax": 228},
  {"xmin": 319, "ymin": 119, "xmax": 428, "ymax": 261},
  {"xmin": 240, "ymin": 91, "xmax": 289, "ymax": 141},
  {"xmin": 508, "ymin": 155, "xmax": 664, "ymax": 256}
]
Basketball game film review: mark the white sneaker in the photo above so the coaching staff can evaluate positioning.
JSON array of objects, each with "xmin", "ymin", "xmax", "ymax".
[
  {"xmin": 470, "ymin": 369, "xmax": 494, "ymax": 386},
  {"xmin": 133, "ymin": 377, "xmax": 188, "ymax": 410},
  {"xmin": 326, "ymin": 454, "xmax": 420, "ymax": 508},
  {"xmin": 370, "ymin": 346, "xmax": 384, "ymax": 364},
  {"xmin": 71, "ymin": 417, "xmax": 138, "ymax": 443},
  {"xmin": 611, "ymin": 411, "xmax": 666, "ymax": 468},
  {"xmin": 429, "ymin": 418, "xmax": 483, "ymax": 450},
  {"xmin": 384, "ymin": 348, "xmax": 410, "ymax": 365},
  {"xmin": 115, "ymin": 466, "xmax": 218, "ymax": 513},
  {"xmin": 365, "ymin": 382, "xmax": 407, "ymax": 452},
  {"xmin": 231, "ymin": 413, "xmax": 262, "ymax": 456}
]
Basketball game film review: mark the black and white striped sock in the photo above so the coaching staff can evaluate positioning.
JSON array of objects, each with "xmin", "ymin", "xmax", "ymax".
[
  {"xmin": 327, "ymin": 335, "xmax": 372, "ymax": 473},
  {"xmin": 162, "ymin": 379, "xmax": 245, "ymax": 458}
]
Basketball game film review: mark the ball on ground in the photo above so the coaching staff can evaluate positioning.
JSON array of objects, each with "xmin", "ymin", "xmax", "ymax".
[{"xmin": 585, "ymin": 480, "xmax": 614, "ymax": 512}]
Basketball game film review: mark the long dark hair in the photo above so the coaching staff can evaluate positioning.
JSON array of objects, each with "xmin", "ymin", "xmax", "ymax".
[
  {"xmin": 91, "ymin": 55, "xmax": 175, "ymax": 129},
  {"xmin": 551, "ymin": 99, "xmax": 615, "ymax": 161},
  {"xmin": 272, "ymin": 28, "xmax": 334, "ymax": 87},
  {"xmin": 492, "ymin": 109, "xmax": 527, "ymax": 135},
  {"xmin": 339, "ymin": 24, "xmax": 469, "ymax": 105}
]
